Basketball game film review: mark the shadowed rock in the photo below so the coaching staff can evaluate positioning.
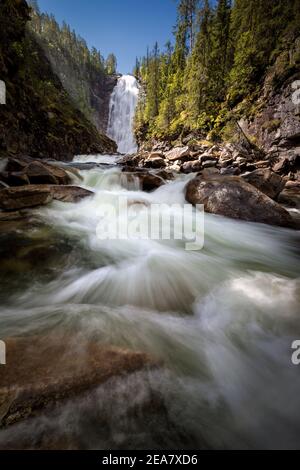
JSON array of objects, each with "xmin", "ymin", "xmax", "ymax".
[
  {"xmin": 0, "ymin": 185, "xmax": 93, "ymax": 210},
  {"xmin": 0, "ymin": 336, "xmax": 158, "ymax": 428},
  {"xmin": 185, "ymin": 175, "xmax": 294, "ymax": 228},
  {"xmin": 243, "ymin": 169, "xmax": 286, "ymax": 200}
]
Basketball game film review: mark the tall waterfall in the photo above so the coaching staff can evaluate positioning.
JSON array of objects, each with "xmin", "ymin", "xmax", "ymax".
[{"xmin": 107, "ymin": 75, "xmax": 139, "ymax": 154}]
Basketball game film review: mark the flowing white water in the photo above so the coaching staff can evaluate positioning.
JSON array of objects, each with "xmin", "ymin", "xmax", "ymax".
[
  {"xmin": 107, "ymin": 75, "xmax": 139, "ymax": 154},
  {"xmin": 0, "ymin": 163, "xmax": 299, "ymax": 449}
]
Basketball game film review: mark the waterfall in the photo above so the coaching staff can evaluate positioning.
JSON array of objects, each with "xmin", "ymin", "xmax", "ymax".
[{"xmin": 107, "ymin": 75, "xmax": 139, "ymax": 154}]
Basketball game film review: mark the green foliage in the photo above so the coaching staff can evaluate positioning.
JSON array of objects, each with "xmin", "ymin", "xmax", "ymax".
[
  {"xmin": 105, "ymin": 53, "xmax": 117, "ymax": 74},
  {"xmin": 27, "ymin": 4, "xmax": 117, "ymax": 128},
  {"xmin": 135, "ymin": 0, "xmax": 300, "ymax": 142}
]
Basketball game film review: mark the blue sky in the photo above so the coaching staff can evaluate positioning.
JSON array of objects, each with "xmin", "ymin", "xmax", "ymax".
[{"xmin": 37, "ymin": 0, "xmax": 178, "ymax": 74}]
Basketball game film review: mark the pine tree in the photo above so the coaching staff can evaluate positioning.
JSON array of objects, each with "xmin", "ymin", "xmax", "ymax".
[
  {"xmin": 105, "ymin": 53, "xmax": 117, "ymax": 74},
  {"xmin": 185, "ymin": 0, "xmax": 213, "ymax": 127}
]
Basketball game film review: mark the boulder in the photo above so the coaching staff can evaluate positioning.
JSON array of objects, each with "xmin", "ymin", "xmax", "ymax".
[
  {"xmin": 148, "ymin": 151, "xmax": 165, "ymax": 159},
  {"xmin": 273, "ymin": 157, "xmax": 290, "ymax": 174},
  {"xmin": 0, "ymin": 171, "xmax": 30, "ymax": 186},
  {"xmin": 220, "ymin": 166, "xmax": 241, "ymax": 176},
  {"xmin": 202, "ymin": 159, "xmax": 217, "ymax": 169},
  {"xmin": 253, "ymin": 160, "xmax": 270, "ymax": 169},
  {"xmin": 185, "ymin": 175, "xmax": 294, "ymax": 228},
  {"xmin": 198, "ymin": 152, "xmax": 217, "ymax": 163},
  {"xmin": 23, "ymin": 161, "xmax": 59, "ymax": 185},
  {"xmin": 0, "ymin": 185, "xmax": 93, "ymax": 210},
  {"xmin": 5, "ymin": 158, "xmax": 71, "ymax": 186},
  {"xmin": 278, "ymin": 181, "xmax": 300, "ymax": 208},
  {"xmin": 181, "ymin": 161, "xmax": 202, "ymax": 174},
  {"xmin": 144, "ymin": 157, "xmax": 166, "ymax": 169},
  {"xmin": 242, "ymin": 169, "xmax": 286, "ymax": 200},
  {"xmin": 165, "ymin": 146, "xmax": 190, "ymax": 161},
  {"xmin": 0, "ymin": 186, "xmax": 53, "ymax": 211},
  {"xmin": 155, "ymin": 169, "xmax": 175, "ymax": 181},
  {"xmin": 122, "ymin": 172, "xmax": 165, "ymax": 192},
  {"xmin": 0, "ymin": 336, "xmax": 157, "ymax": 428}
]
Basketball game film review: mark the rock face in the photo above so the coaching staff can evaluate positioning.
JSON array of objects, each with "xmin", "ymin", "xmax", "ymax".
[
  {"xmin": 185, "ymin": 175, "xmax": 294, "ymax": 228},
  {"xmin": 237, "ymin": 37, "xmax": 300, "ymax": 157},
  {"xmin": 242, "ymin": 169, "xmax": 286, "ymax": 200},
  {"xmin": 0, "ymin": 0, "xmax": 117, "ymax": 161},
  {"xmin": 0, "ymin": 185, "xmax": 93, "ymax": 210},
  {"xmin": 165, "ymin": 146, "xmax": 190, "ymax": 161},
  {"xmin": 0, "ymin": 186, "xmax": 53, "ymax": 210},
  {"xmin": 278, "ymin": 180, "xmax": 300, "ymax": 208},
  {"xmin": 0, "ymin": 336, "xmax": 157, "ymax": 428},
  {"xmin": 5, "ymin": 157, "xmax": 71, "ymax": 185},
  {"xmin": 121, "ymin": 171, "xmax": 165, "ymax": 192}
]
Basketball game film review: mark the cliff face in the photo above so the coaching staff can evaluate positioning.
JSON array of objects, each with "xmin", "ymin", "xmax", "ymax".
[
  {"xmin": 239, "ymin": 36, "xmax": 300, "ymax": 158},
  {"xmin": 0, "ymin": 0, "xmax": 117, "ymax": 161},
  {"xmin": 28, "ymin": 7, "xmax": 118, "ymax": 135}
]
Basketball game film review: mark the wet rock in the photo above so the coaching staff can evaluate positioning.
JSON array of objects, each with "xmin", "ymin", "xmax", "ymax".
[
  {"xmin": 165, "ymin": 146, "xmax": 190, "ymax": 161},
  {"xmin": 278, "ymin": 181, "xmax": 300, "ymax": 208},
  {"xmin": 0, "ymin": 171, "xmax": 30, "ymax": 186},
  {"xmin": 220, "ymin": 166, "xmax": 241, "ymax": 176},
  {"xmin": 0, "ymin": 185, "xmax": 93, "ymax": 210},
  {"xmin": 181, "ymin": 161, "xmax": 202, "ymax": 174},
  {"xmin": 24, "ymin": 161, "xmax": 59, "ymax": 185},
  {"xmin": 273, "ymin": 157, "xmax": 290, "ymax": 174},
  {"xmin": 0, "ymin": 336, "xmax": 158, "ymax": 428},
  {"xmin": 185, "ymin": 175, "xmax": 294, "ymax": 228},
  {"xmin": 148, "ymin": 151, "xmax": 165, "ymax": 160},
  {"xmin": 5, "ymin": 158, "xmax": 71, "ymax": 185},
  {"xmin": 144, "ymin": 157, "xmax": 166, "ymax": 169},
  {"xmin": 199, "ymin": 153, "xmax": 217, "ymax": 163},
  {"xmin": 155, "ymin": 170, "xmax": 175, "ymax": 181},
  {"xmin": 253, "ymin": 160, "xmax": 271, "ymax": 169},
  {"xmin": 48, "ymin": 185, "xmax": 93, "ymax": 203},
  {"xmin": 242, "ymin": 169, "xmax": 286, "ymax": 200},
  {"xmin": 202, "ymin": 159, "xmax": 217, "ymax": 169},
  {"xmin": 123, "ymin": 172, "xmax": 165, "ymax": 192},
  {"xmin": 0, "ymin": 186, "xmax": 53, "ymax": 210}
]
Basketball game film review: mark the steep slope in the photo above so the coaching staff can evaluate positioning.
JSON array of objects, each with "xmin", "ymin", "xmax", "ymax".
[
  {"xmin": 0, "ymin": 0, "xmax": 117, "ymax": 161},
  {"xmin": 28, "ymin": 6, "xmax": 118, "ymax": 133}
]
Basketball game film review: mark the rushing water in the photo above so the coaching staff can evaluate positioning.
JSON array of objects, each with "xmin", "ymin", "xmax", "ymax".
[
  {"xmin": 107, "ymin": 75, "xmax": 139, "ymax": 154},
  {"xmin": 0, "ymin": 156, "xmax": 299, "ymax": 449}
]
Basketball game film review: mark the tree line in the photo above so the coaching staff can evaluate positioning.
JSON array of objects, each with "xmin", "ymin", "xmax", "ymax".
[{"xmin": 134, "ymin": 0, "xmax": 300, "ymax": 142}]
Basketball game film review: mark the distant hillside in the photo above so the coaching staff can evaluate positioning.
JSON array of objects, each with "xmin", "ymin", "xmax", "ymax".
[
  {"xmin": 0, "ymin": 0, "xmax": 117, "ymax": 161},
  {"xmin": 28, "ymin": 2, "xmax": 118, "ymax": 133}
]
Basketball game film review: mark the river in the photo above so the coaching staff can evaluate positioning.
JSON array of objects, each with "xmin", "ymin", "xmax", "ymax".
[{"xmin": 0, "ymin": 75, "xmax": 299, "ymax": 450}]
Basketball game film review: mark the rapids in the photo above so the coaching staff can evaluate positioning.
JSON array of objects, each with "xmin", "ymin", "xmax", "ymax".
[{"xmin": 0, "ymin": 156, "xmax": 299, "ymax": 449}]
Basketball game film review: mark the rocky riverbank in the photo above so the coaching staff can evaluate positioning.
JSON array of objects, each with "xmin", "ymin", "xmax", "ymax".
[{"xmin": 119, "ymin": 138, "xmax": 300, "ymax": 228}]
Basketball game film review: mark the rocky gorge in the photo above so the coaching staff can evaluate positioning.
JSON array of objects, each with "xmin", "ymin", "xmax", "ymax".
[{"xmin": 0, "ymin": 0, "xmax": 300, "ymax": 452}]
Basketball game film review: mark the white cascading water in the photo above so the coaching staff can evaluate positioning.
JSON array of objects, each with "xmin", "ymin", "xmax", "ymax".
[
  {"xmin": 1, "ymin": 78, "xmax": 300, "ymax": 449},
  {"xmin": 107, "ymin": 74, "xmax": 139, "ymax": 154}
]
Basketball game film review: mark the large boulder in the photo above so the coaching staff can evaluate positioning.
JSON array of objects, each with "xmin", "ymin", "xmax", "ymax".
[
  {"xmin": 0, "ymin": 185, "xmax": 93, "ymax": 210},
  {"xmin": 165, "ymin": 146, "xmax": 190, "ymax": 161},
  {"xmin": 0, "ymin": 336, "xmax": 157, "ymax": 428},
  {"xmin": 0, "ymin": 186, "xmax": 53, "ymax": 210},
  {"xmin": 242, "ymin": 169, "xmax": 286, "ymax": 200},
  {"xmin": 181, "ymin": 161, "xmax": 203, "ymax": 174},
  {"xmin": 185, "ymin": 175, "xmax": 294, "ymax": 228},
  {"xmin": 5, "ymin": 158, "xmax": 71, "ymax": 186},
  {"xmin": 278, "ymin": 180, "xmax": 300, "ymax": 208},
  {"xmin": 144, "ymin": 157, "xmax": 166, "ymax": 169}
]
